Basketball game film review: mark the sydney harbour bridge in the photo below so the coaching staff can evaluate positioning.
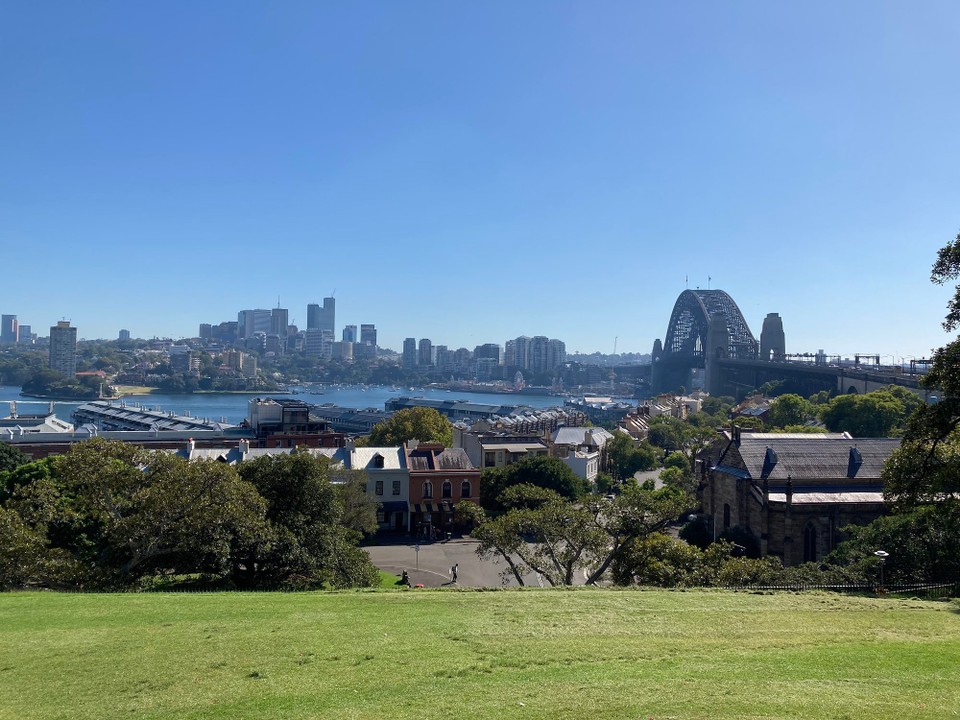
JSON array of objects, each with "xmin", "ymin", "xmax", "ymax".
[{"xmin": 648, "ymin": 289, "xmax": 927, "ymax": 398}]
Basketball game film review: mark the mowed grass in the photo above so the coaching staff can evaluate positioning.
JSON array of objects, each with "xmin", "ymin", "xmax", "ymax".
[{"xmin": 1, "ymin": 590, "xmax": 958, "ymax": 720}]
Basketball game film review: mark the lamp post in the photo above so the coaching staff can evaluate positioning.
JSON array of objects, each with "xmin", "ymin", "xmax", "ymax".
[{"xmin": 874, "ymin": 550, "xmax": 889, "ymax": 593}]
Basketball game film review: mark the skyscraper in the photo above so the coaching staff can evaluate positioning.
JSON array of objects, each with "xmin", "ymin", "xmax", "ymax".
[
  {"xmin": 342, "ymin": 325, "xmax": 358, "ymax": 343},
  {"xmin": 307, "ymin": 303, "xmax": 321, "ymax": 330},
  {"xmin": 119, "ymin": 329, "xmax": 131, "ymax": 341},
  {"xmin": 418, "ymin": 338, "xmax": 433, "ymax": 367},
  {"xmin": 403, "ymin": 338, "xmax": 417, "ymax": 370},
  {"xmin": 49, "ymin": 321, "xmax": 77, "ymax": 376},
  {"xmin": 0, "ymin": 315, "xmax": 18, "ymax": 344},
  {"xmin": 270, "ymin": 307, "xmax": 289, "ymax": 336},
  {"xmin": 238, "ymin": 309, "xmax": 271, "ymax": 339}
]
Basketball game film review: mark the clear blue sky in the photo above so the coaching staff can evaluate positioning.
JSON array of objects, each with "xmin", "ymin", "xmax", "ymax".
[{"xmin": 2, "ymin": 2, "xmax": 959, "ymax": 359}]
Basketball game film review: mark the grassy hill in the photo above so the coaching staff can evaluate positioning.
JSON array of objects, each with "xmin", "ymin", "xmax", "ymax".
[{"xmin": 1, "ymin": 589, "xmax": 957, "ymax": 719}]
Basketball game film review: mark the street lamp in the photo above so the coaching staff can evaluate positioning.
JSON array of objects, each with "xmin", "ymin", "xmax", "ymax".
[{"xmin": 874, "ymin": 550, "xmax": 889, "ymax": 593}]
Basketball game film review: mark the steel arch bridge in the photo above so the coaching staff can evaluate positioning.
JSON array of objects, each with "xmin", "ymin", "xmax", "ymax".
[{"xmin": 652, "ymin": 289, "xmax": 758, "ymax": 393}]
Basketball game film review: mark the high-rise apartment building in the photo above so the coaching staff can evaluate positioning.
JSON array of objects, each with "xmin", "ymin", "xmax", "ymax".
[
  {"xmin": 1, "ymin": 315, "xmax": 18, "ymax": 344},
  {"xmin": 402, "ymin": 338, "xmax": 417, "ymax": 370},
  {"xmin": 49, "ymin": 321, "xmax": 78, "ymax": 376},
  {"xmin": 418, "ymin": 338, "xmax": 433, "ymax": 367},
  {"xmin": 17, "ymin": 325, "xmax": 32, "ymax": 345},
  {"xmin": 119, "ymin": 329, "xmax": 131, "ymax": 342}
]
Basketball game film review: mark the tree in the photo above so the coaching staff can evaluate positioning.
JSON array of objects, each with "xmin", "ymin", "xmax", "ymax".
[
  {"xmin": 767, "ymin": 394, "xmax": 814, "ymax": 428},
  {"xmin": 646, "ymin": 415, "xmax": 689, "ymax": 452},
  {"xmin": 0, "ymin": 442, "xmax": 28, "ymax": 474},
  {"xmin": 479, "ymin": 455, "xmax": 588, "ymax": 513},
  {"xmin": 820, "ymin": 390, "xmax": 905, "ymax": 437},
  {"xmin": 236, "ymin": 450, "xmax": 379, "ymax": 588},
  {"xmin": 362, "ymin": 407, "xmax": 452, "ymax": 447},
  {"xmin": 465, "ymin": 482, "xmax": 690, "ymax": 586},
  {"xmin": 605, "ymin": 432, "xmax": 658, "ymax": 481},
  {"xmin": 856, "ymin": 230, "xmax": 960, "ymax": 582}
]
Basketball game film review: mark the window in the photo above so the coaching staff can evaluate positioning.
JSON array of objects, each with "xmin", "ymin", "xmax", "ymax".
[
  {"xmin": 803, "ymin": 522, "xmax": 818, "ymax": 563},
  {"xmin": 723, "ymin": 503, "xmax": 731, "ymax": 529},
  {"xmin": 375, "ymin": 480, "xmax": 384, "ymax": 496},
  {"xmin": 460, "ymin": 480, "xmax": 471, "ymax": 498},
  {"xmin": 484, "ymin": 451, "xmax": 496, "ymax": 467},
  {"xmin": 392, "ymin": 480, "xmax": 401, "ymax": 496},
  {"xmin": 423, "ymin": 481, "xmax": 433, "ymax": 499},
  {"xmin": 442, "ymin": 480, "xmax": 452, "ymax": 499},
  {"xmin": 372, "ymin": 454, "xmax": 384, "ymax": 469}
]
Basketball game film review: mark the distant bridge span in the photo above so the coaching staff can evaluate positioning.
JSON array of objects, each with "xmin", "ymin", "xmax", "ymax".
[{"xmin": 650, "ymin": 289, "xmax": 928, "ymax": 399}]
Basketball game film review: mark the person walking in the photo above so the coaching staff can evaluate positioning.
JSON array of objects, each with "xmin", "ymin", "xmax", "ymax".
[{"xmin": 450, "ymin": 563, "xmax": 458, "ymax": 583}]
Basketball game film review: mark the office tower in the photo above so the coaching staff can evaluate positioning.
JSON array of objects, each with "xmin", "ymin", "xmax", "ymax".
[
  {"xmin": 1, "ymin": 315, "xmax": 18, "ymax": 344},
  {"xmin": 17, "ymin": 325, "xmax": 32, "ymax": 344},
  {"xmin": 360, "ymin": 324, "xmax": 377, "ymax": 346},
  {"xmin": 307, "ymin": 303, "xmax": 321, "ymax": 330},
  {"xmin": 342, "ymin": 325, "xmax": 358, "ymax": 343},
  {"xmin": 238, "ymin": 309, "xmax": 271, "ymax": 339},
  {"xmin": 403, "ymin": 338, "xmax": 417, "ymax": 369},
  {"xmin": 198, "ymin": 325, "xmax": 212, "ymax": 341},
  {"xmin": 49, "ymin": 321, "xmax": 78, "ymax": 376},
  {"xmin": 270, "ymin": 307, "xmax": 289, "ymax": 336},
  {"xmin": 418, "ymin": 338, "xmax": 433, "ymax": 367},
  {"xmin": 321, "ymin": 297, "xmax": 335, "ymax": 334}
]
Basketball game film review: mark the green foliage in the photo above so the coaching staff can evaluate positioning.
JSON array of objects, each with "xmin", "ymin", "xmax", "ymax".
[
  {"xmin": 767, "ymin": 393, "xmax": 815, "ymax": 428},
  {"xmin": 819, "ymin": 389, "xmax": 907, "ymax": 437},
  {"xmin": 0, "ymin": 442, "xmax": 28, "ymax": 474},
  {"xmin": 479, "ymin": 455, "xmax": 588, "ymax": 513},
  {"xmin": 829, "ymin": 506, "xmax": 960, "ymax": 583},
  {"xmin": 0, "ymin": 439, "xmax": 378, "ymax": 590},
  {"xmin": 605, "ymin": 432, "xmax": 658, "ymax": 480},
  {"xmin": 471, "ymin": 482, "xmax": 691, "ymax": 586},
  {"xmin": 700, "ymin": 395, "xmax": 735, "ymax": 417},
  {"xmin": 769, "ymin": 424, "xmax": 828, "ymax": 434},
  {"xmin": 646, "ymin": 415, "xmax": 689, "ymax": 452},
  {"xmin": 236, "ymin": 451, "xmax": 379, "ymax": 589},
  {"xmin": 663, "ymin": 451, "xmax": 689, "ymax": 473},
  {"xmin": 363, "ymin": 407, "xmax": 452, "ymax": 447},
  {"xmin": 611, "ymin": 535, "xmax": 782, "ymax": 587},
  {"xmin": 593, "ymin": 471, "xmax": 614, "ymax": 495}
]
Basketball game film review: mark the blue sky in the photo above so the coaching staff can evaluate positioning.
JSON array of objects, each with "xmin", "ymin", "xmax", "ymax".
[{"xmin": 2, "ymin": 2, "xmax": 959, "ymax": 359}]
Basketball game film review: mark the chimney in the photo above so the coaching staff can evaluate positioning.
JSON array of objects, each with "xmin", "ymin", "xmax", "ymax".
[
  {"xmin": 408, "ymin": 439, "xmax": 420, "ymax": 451},
  {"xmin": 732, "ymin": 425, "xmax": 742, "ymax": 446},
  {"xmin": 238, "ymin": 438, "xmax": 250, "ymax": 455},
  {"xmin": 186, "ymin": 438, "xmax": 195, "ymax": 455}
]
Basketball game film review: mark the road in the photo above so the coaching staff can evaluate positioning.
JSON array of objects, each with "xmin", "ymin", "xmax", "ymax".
[{"xmin": 365, "ymin": 538, "xmax": 541, "ymax": 588}]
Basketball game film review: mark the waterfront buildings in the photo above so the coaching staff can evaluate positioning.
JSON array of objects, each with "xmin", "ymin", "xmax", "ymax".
[{"xmin": 48, "ymin": 321, "xmax": 77, "ymax": 376}]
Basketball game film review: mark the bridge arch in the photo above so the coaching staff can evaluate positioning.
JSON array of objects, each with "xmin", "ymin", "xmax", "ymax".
[
  {"xmin": 652, "ymin": 289, "xmax": 759, "ymax": 395},
  {"xmin": 662, "ymin": 289, "xmax": 758, "ymax": 361}
]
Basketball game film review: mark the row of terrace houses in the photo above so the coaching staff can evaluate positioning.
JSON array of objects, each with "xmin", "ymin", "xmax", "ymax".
[{"xmin": 172, "ymin": 438, "xmax": 480, "ymax": 538}]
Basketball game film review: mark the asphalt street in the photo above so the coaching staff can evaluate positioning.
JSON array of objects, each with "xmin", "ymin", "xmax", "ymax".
[{"xmin": 365, "ymin": 538, "xmax": 541, "ymax": 588}]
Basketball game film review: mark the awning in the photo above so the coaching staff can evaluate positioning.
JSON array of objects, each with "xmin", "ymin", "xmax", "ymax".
[{"xmin": 413, "ymin": 502, "xmax": 456, "ymax": 513}]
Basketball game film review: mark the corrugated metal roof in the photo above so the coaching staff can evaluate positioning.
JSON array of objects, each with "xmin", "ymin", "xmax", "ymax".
[{"xmin": 350, "ymin": 446, "xmax": 406, "ymax": 470}]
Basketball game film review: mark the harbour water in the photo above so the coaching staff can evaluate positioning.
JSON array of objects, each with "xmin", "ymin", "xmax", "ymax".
[{"xmin": 0, "ymin": 385, "xmax": 569, "ymax": 426}]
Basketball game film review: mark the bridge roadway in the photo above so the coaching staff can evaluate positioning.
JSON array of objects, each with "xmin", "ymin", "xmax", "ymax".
[{"xmin": 712, "ymin": 357, "xmax": 929, "ymax": 398}]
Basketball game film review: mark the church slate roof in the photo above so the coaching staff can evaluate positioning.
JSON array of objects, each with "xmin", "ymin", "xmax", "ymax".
[{"xmin": 725, "ymin": 437, "xmax": 900, "ymax": 482}]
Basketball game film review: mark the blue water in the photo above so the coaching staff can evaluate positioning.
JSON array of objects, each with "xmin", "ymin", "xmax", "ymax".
[{"xmin": 0, "ymin": 385, "xmax": 567, "ymax": 426}]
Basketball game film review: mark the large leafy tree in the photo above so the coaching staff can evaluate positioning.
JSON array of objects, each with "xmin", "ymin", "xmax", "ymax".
[
  {"xmin": 856, "ymin": 230, "xmax": 960, "ymax": 581},
  {"xmin": 362, "ymin": 407, "xmax": 453, "ymax": 447},
  {"xmin": 0, "ymin": 442, "xmax": 28, "ymax": 474},
  {"xmin": 767, "ymin": 394, "xmax": 815, "ymax": 429},
  {"xmin": 479, "ymin": 455, "xmax": 588, "ymax": 513},
  {"xmin": 464, "ymin": 482, "xmax": 689, "ymax": 586},
  {"xmin": 236, "ymin": 450, "xmax": 379, "ymax": 588},
  {"xmin": 819, "ymin": 388, "xmax": 912, "ymax": 437}
]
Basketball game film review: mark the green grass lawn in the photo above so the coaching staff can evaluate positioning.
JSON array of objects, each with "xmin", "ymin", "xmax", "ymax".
[{"xmin": 0, "ymin": 589, "xmax": 957, "ymax": 720}]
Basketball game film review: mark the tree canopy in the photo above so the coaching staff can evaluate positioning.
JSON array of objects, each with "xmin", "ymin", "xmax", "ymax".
[
  {"xmin": 479, "ymin": 455, "xmax": 588, "ymax": 513},
  {"xmin": 0, "ymin": 439, "xmax": 379, "ymax": 590},
  {"xmin": 464, "ymin": 482, "xmax": 690, "ymax": 586},
  {"xmin": 363, "ymin": 406, "xmax": 452, "ymax": 447}
]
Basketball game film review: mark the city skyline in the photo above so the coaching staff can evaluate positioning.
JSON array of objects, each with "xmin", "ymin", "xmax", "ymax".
[{"xmin": 3, "ymin": 3, "xmax": 960, "ymax": 357}]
